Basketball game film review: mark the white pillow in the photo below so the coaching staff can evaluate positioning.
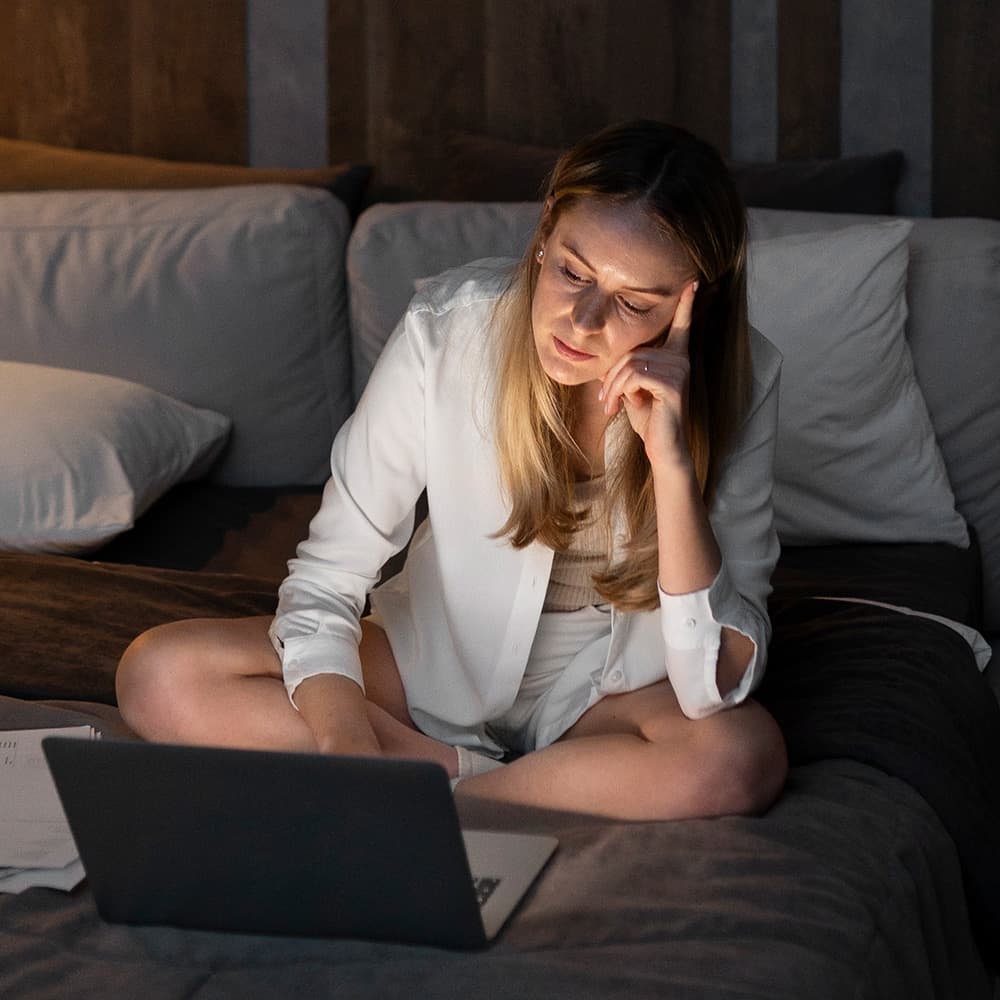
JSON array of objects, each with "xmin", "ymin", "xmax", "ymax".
[
  {"xmin": 0, "ymin": 361, "xmax": 231, "ymax": 554},
  {"xmin": 748, "ymin": 221, "xmax": 968, "ymax": 547}
]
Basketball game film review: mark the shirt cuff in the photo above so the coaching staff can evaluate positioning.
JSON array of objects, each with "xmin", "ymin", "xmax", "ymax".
[
  {"xmin": 268, "ymin": 622, "xmax": 365, "ymax": 709},
  {"xmin": 657, "ymin": 567, "xmax": 757, "ymax": 718}
]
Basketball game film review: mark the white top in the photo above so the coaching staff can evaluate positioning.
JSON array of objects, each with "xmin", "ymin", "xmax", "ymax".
[{"xmin": 271, "ymin": 260, "xmax": 784, "ymax": 739}]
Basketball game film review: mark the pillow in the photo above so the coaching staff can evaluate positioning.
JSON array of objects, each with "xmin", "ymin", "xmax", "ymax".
[
  {"xmin": 0, "ymin": 185, "xmax": 351, "ymax": 487},
  {"xmin": 439, "ymin": 132, "xmax": 903, "ymax": 213},
  {"xmin": 747, "ymin": 221, "xmax": 968, "ymax": 548},
  {"xmin": 0, "ymin": 362, "xmax": 231, "ymax": 554},
  {"xmin": 0, "ymin": 137, "xmax": 373, "ymax": 219},
  {"xmin": 729, "ymin": 152, "xmax": 903, "ymax": 214}
]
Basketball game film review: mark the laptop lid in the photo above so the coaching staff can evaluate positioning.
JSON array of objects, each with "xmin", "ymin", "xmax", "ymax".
[{"xmin": 42, "ymin": 737, "xmax": 555, "ymax": 950}]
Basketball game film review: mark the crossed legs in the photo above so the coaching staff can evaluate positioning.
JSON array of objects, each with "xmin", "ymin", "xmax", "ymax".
[{"xmin": 115, "ymin": 616, "xmax": 787, "ymax": 821}]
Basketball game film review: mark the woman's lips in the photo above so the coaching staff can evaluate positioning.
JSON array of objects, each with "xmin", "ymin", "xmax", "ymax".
[{"xmin": 553, "ymin": 336, "xmax": 595, "ymax": 361}]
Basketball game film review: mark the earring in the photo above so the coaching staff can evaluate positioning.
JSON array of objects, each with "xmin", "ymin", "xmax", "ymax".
[{"xmin": 536, "ymin": 248, "xmax": 544, "ymax": 261}]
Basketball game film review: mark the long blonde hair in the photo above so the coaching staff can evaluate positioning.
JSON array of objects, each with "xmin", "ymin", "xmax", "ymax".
[{"xmin": 491, "ymin": 120, "xmax": 752, "ymax": 612}]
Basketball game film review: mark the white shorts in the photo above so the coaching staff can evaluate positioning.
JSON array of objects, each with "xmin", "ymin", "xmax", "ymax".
[
  {"xmin": 365, "ymin": 604, "xmax": 613, "ymax": 758},
  {"xmin": 486, "ymin": 605, "xmax": 613, "ymax": 755}
]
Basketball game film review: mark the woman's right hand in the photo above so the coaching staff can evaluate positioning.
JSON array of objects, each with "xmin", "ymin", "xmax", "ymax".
[{"xmin": 292, "ymin": 672, "xmax": 381, "ymax": 757}]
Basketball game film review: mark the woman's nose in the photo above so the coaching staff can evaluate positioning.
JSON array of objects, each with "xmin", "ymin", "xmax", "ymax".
[{"xmin": 572, "ymin": 286, "xmax": 607, "ymax": 332}]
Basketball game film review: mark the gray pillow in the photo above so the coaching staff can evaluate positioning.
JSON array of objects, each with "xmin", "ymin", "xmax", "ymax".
[{"xmin": 747, "ymin": 221, "xmax": 967, "ymax": 548}]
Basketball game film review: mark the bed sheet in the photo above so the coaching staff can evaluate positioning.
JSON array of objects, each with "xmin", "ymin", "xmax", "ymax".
[
  {"xmin": 0, "ymin": 691, "xmax": 991, "ymax": 1000},
  {"xmin": 0, "ymin": 507, "xmax": 997, "ymax": 996}
]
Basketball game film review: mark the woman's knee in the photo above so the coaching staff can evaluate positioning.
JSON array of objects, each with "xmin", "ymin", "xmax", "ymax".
[
  {"xmin": 116, "ymin": 621, "xmax": 203, "ymax": 735},
  {"xmin": 116, "ymin": 616, "xmax": 276, "ymax": 738},
  {"xmin": 695, "ymin": 701, "xmax": 788, "ymax": 817}
]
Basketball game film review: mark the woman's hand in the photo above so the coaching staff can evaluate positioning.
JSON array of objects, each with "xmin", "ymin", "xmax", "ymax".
[
  {"xmin": 598, "ymin": 279, "xmax": 698, "ymax": 471},
  {"xmin": 293, "ymin": 672, "xmax": 382, "ymax": 757}
]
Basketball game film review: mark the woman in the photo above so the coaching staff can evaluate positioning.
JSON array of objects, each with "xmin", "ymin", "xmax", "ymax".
[{"xmin": 116, "ymin": 120, "xmax": 787, "ymax": 820}]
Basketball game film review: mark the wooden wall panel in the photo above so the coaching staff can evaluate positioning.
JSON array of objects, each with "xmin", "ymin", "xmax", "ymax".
[
  {"xmin": 0, "ymin": 0, "xmax": 245, "ymax": 163},
  {"xmin": 933, "ymin": 0, "xmax": 1000, "ymax": 218},
  {"xmin": 3, "ymin": 0, "xmax": 131, "ymax": 152},
  {"xmin": 484, "ymin": 0, "xmax": 613, "ymax": 148},
  {"xmin": 0, "ymin": 6, "xmax": 19, "ymax": 138},
  {"xmin": 327, "ymin": 0, "xmax": 369, "ymax": 163},
  {"xmin": 1, "ymin": 0, "xmax": 997, "ymax": 216},
  {"xmin": 777, "ymin": 0, "xmax": 841, "ymax": 159},
  {"xmin": 660, "ymin": 0, "xmax": 730, "ymax": 154},
  {"xmin": 128, "ymin": 0, "xmax": 246, "ymax": 163},
  {"xmin": 359, "ymin": 0, "xmax": 486, "ymax": 197},
  {"xmin": 351, "ymin": 0, "xmax": 731, "ymax": 197}
]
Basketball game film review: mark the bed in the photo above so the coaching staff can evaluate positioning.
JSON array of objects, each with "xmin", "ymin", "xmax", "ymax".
[{"xmin": 1, "ymin": 177, "xmax": 998, "ymax": 998}]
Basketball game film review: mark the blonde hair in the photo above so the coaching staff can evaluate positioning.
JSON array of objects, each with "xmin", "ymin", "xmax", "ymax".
[{"xmin": 491, "ymin": 120, "xmax": 753, "ymax": 612}]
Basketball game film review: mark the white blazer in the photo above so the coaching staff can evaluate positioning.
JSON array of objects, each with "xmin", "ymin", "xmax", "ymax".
[{"xmin": 272, "ymin": 261, "xmax": 783, "ymax": 743}]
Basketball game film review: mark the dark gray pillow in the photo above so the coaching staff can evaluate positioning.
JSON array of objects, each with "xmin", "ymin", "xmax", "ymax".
[{"xmin": 441, "ymin": 131, "xmax": 903, "ymax": 215}]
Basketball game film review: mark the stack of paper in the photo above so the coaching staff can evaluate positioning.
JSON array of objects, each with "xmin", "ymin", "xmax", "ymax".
[{"xmin": 0, "ymin": 725, "xmax": 99, "ymax": 893}]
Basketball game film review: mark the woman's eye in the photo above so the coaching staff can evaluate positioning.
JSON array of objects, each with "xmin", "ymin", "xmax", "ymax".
[
  {"xmin": 559, "ymin": 264, "xmax": 586, "ymax": 285},
  {"xmin": 619, "ymin": 298, "xmax": 651, "ymax": 317}
]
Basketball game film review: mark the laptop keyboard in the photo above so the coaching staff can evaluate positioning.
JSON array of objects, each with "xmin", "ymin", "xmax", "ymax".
[{"xmin": 472, "ymin": 876, "xmax": 501, "ymax": 907}]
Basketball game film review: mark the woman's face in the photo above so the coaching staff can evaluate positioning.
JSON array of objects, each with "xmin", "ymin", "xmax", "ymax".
[{"xmin": 531, "ymin": 199, "xmax": 697, "ymax": 388}]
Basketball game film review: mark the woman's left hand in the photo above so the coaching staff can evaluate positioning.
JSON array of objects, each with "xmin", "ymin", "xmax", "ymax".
[{"xmin": 598, "ymin": 279, "xmax": 698, "ymax": 470}]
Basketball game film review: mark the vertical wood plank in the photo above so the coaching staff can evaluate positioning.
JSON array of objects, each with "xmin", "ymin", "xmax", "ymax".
[
  {"xmin": 365, "ymin": 0, "xmax": 486, "ymax": 196},
  {"xmin": 7, "ymin": 0, "xmax": 131, "ymax": 151},
  {"xmin": 327, "ymin": 0, "xmax": 368, "ymax": 164},
  {"xmin": 777, "ymin": 0, "xmax": 840, "ymax": 158},
  {"xmin": 933, "ymin": 0, "xmax": 1000, "ymax": 217},
  {"xmin": 0, "ymin": 3, "xmax": 17, "ymax": 137},
  {"xmin": 664, "ymin": 0, "xmax": 731, "ymax": 155},
  {"xmin": 129, "ymin": 0, "xmax": 247, "ymax": 163},
  {"xmin": 602, "ymin": 0, "xmax": 678, "ymax": 129},
  {"xmin": 484, "ymin": 0, "xmax": 729, "ymax": 153},
  {"xmin": 485, "ymin": 0, "xmax": 612, "ymax": 147}
]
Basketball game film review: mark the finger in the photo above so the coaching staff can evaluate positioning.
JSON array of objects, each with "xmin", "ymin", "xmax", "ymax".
[
  {"xmin": 601, "ymin": 357, "xmax": 654, "ymax": 416},
  {"xmin": 664, "ymin": 280, "xmax": 698, "ymax": 356}
]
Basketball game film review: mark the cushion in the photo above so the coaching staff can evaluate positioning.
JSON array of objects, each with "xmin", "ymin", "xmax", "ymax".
[
  {"xmin": 748, "ymin": 208, "xmax": 1000, "ymax": 630},
  {"xmin": 0, "ymin": 362, "xmax": 230, "ymax": 554},
  {"xmin": 0, "ymin": 137, "xmax": 372, "ymax": 220},
  {"xmin": 747, "ymin": 221, "xmax": 968, "ymax": 549},
  {"xmin": 0, "ymin": 185, "xmax": 352, "ymax": 487},
  {"xmin": 439, "ymin": 132, "xmax": 902, "ymax": 213},
  {"xmin": 348, "ymin": 202, "xmax": 541, "ymax": 399}
]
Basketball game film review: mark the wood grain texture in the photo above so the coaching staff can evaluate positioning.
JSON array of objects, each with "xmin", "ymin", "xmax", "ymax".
[
  {"xmin": 328, "ymin": 0, "xmax": 731, "ymax": 197},
  {"xmin": 327, "ymin": 0, "xmax": 368, "ymax": 163},
  {"xmin": 361, "ymin": 0, "xmax": 486, "ymax": 197},
  {"xmin": 0, "ymin": 0, "xmax": 244, "ymax": 162},
  {"xmin": 5, "ymin": 0, "xmax": 131, "ymax": 151},
  {"xmin": 1, "ymin": 0, "xmax": 997, "ymax": 216},
  {"xmin": 128, "ymin": 0, "xmax": 246, "ymax": 163},
  {"xmin": 658, "ymin": 0, "xmax": 730, "ymax": 154},
  {"xmin": 778, "ymin": 0, "xmax": 841, "ymax": 159},
  {"xmin": 933, "ymin": 0, "xmax": 1000, "ymax": 217},
  {"xmin": 0, "ymin": 5, "xmax": 16, "ymax": 137}
]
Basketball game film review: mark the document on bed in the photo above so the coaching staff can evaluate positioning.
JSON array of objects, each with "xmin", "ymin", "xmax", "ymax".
[{"xmin": 0, "ymin": 725, "xmax": 98, "ymax": 893}]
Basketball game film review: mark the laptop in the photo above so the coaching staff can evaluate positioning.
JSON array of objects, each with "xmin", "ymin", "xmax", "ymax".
[{"xmin": 42, "ymin": 737, "xmax": 557, "ymax": 949}]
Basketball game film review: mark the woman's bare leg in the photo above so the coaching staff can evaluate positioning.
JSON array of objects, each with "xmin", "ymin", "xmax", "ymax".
[
  {"xmin": 456, "ymin": 681, "xmax": 787, "ymax": 820},
  {"xmin": 115, "ymin": 616, "xmax": 459, "ymax": 775}
]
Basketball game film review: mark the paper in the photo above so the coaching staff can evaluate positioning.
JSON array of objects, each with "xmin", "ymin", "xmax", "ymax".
[
  {"xmin": 0, "ymin": 858, "xmax": 84, "ymax": 894},
  {"xmin": 0, "ymin": 726, "xmax": 98, "ymax": 890}
]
